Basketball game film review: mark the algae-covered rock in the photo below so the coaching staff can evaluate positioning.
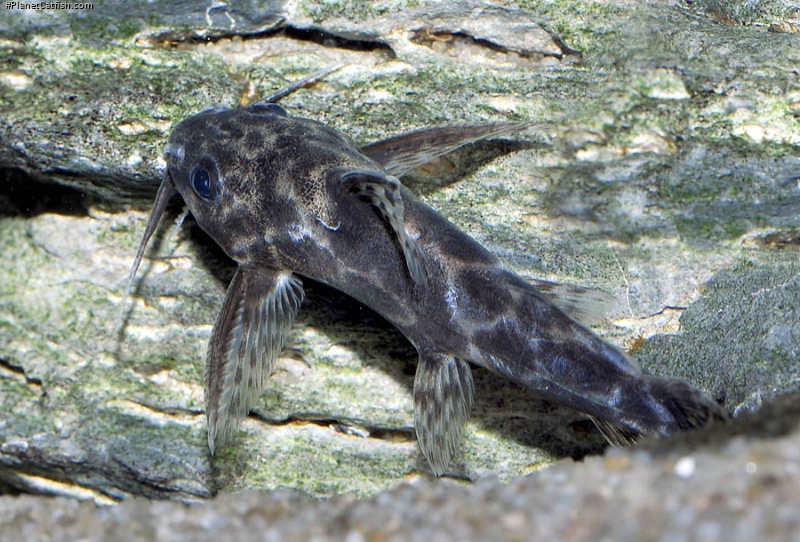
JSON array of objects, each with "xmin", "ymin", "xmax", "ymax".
[{"xmin": 1, "ymin": 0, "xmax": 799, "ymax": 519}]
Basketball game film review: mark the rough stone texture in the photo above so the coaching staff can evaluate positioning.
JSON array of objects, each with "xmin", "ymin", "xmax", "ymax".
[
  {"xmin": 1, "ymin": 396, "xmax": 799, "ymax": 541},
  {"xmin": 1, "ymin": 0, "xmax": 799, "ymax": 537}
]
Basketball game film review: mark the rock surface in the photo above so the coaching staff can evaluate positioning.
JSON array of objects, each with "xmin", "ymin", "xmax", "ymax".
[
  {"xmin": 1, "ymin": 396, "xmax": 799, "ymax": 541},
  {"xmin": 1, "ymin": 0, "xmax": 799, "ymax": 537}
]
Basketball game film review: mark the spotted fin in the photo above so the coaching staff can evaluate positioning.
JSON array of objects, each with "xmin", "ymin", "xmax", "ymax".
[
  {"xmin": 361, "ymin": 122, "xmax": 530, "ymax": 177},
  {"xmin": 205, "ymin": 267, "xmax": 304, "ymax": 453},
  {"xmin": 414, "ymin": 353, "xmax": 475, "ymax": 475},
  {"xmin": 338, "ymin": 170, "xmax": 428, "ymax": 285}
]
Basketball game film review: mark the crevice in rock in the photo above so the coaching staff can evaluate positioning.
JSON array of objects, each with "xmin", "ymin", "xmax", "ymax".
[
  {"xmin": 410, "ymin": 27, "xmax": 581, "ymax": 64},
  {"xmin": 124, "ymin": 400, "xmax": 416, "ymax": 443},
  {"xmin": 744, "ymin": 229, "xmax": 800, "ymax": 251},
  {"xmin": 0, "ymin": 356, "xmax": 43, "ymax": 388},
  {"xmin": 645, "ymin": 305, "xmax": 688, "ymax": 318},
  {"xmin": 252, "ymin": 411, "xmax": 417, "ymax": 443},
  {"xmin": 146, "ymin": 22, "xmax": 395, "ymax": 57},
  {"xmin": 127, "ymin": 400, "xmax": 205, "ymax": 419},
  {"xmin": 538, "ymin": 22, "xmax": 584, "ymax": 59},
  {"xmin": 0, "ymin": 168, "xmax": 89, "ymax": 218},
  {"xmin": 412, "ymin": 30, "xmax": 531, "ymax": 59},
  {"xmin": 0, "ymin": 467, "xmax": 119, "ymax": 503},
  {"xmin": 280, "ymin": 25, "xmax": 396, "ymax": 56}
]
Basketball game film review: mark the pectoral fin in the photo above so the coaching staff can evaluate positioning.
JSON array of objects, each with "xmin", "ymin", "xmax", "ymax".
[
  {"xmin": 361, "ymin": 122, "xmax": 530, "ymax": 177},
  {"xmin": 414, "ymin": 353, "xmax": 475, "ymax": 475},
  {"xmin": 205, "ymin": 267, "xmax": 304, "ymax": 453},
  {"xmin": 337, "ymin": 170, "xmax": 428, "ymax": 285}
]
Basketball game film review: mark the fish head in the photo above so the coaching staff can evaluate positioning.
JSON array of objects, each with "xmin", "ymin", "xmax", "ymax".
[
  {"xmin": 165, "ymin": 102, "xmax": 373, "ymax": 262},
  {"xmin": 164, "ymin": 103, "xmax": 299, "ymax": 265},
  {"xmin": 117, "ymin": 103, "xmax": 297, "ymax": 327},
  {"xmin": 118, "ymin": 101, "xmax": 379, "ymax": 327}
]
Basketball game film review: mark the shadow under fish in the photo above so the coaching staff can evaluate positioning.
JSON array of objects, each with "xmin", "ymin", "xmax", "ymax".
[{"xmin": 119, "ymin": 77, "xmax": 728, "ymax": 476}]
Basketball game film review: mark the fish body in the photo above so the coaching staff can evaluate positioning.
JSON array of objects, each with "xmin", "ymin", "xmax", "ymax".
[{"xmin": 124, "ymin": 101, "xmax": 726, "ymax": 475}]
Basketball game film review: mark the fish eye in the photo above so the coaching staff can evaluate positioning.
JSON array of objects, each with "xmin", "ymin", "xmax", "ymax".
[
  {"xmin": 190, "ymin": 163, "xmax": 218, "ymax": 201},
  {"xmin": 250, "ymin": 103, "xmax": 289, "ymax": 117}
]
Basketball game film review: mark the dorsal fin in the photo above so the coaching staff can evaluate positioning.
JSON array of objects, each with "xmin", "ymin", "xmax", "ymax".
[{"xmin": 361, "ymin": 122, "xmax": 530, "ymax": 176}]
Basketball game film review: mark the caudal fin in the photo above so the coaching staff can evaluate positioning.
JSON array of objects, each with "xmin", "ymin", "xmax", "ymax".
[
  {"xmin": 591, "ymin": 376, "xmax": 728, "ymax": 447},
  {"xmin": 647, "ymin": 376, "xmax": 728, "ymax": 432}
]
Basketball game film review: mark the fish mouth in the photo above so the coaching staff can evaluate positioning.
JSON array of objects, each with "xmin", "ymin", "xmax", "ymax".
[{"xmin": 115, "ymin": 172, "xmax": 178, "ymax": 330}]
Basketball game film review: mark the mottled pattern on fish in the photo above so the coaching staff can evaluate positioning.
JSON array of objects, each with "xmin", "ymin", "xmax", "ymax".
[{"xmin": 122, "ymin": 97, "xmax": 727, "ymax": 475}]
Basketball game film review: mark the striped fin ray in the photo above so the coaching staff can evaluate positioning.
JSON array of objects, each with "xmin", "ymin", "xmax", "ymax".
[
  {"xmin": 339, "ymin": 170, "xmax": 428, "ymax": 286},
  {"xmin": 414, "ymin": 353, "xmax": 475, "ymax": 475},
  {"xmin": 205, "ymin": 267, "xmax": 304, "ymax": 453}
]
